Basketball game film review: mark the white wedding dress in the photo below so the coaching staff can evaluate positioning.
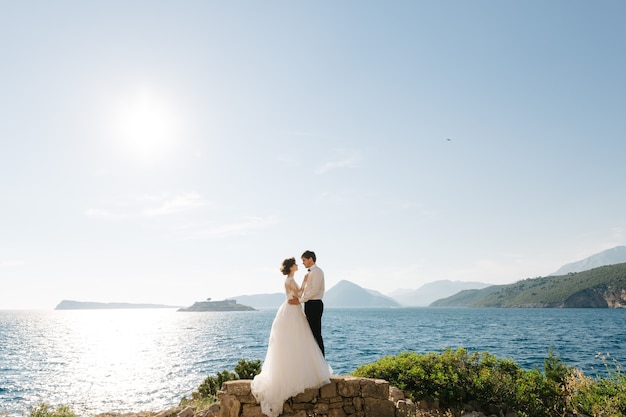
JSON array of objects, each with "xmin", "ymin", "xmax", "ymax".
[{"xmin": 251, "ymin": 276, "xmax": 331, "ymax": 417}]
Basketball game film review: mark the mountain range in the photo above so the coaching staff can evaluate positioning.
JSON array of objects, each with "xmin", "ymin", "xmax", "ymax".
[
  {"xmin": 549, "ymin": 245, "xmax": 626, "ymax": 275},
  {"xmin": 324, "ymin": 280, "xmax": 400, "ymax": 307},
  {"xmin": 232, "ymin": 245, "xmax": 626, "ymax": 309},
  {"xmin": 388, "ymin": 280, "xmax": 491, "ymax": 306},
  {"xmin": 232, "ymin": 280, "xmax": 402, "ymax": 309},
  {"xmin": 231, "ymin": 279, "xmax": 490, "ymax": 310},
  {"xmin": 230, "ymin": 279, "xmax": 490, "ymax": 309}
]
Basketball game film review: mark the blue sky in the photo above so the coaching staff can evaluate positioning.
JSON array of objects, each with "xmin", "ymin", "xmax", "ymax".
[{"xmin": 2, "ymin": 1, "xmax": 625, "ymax": 309}]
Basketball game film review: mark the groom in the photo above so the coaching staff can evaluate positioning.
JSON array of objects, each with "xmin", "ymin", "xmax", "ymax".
[{"xmin": 289, "ymin": 250, "xmax": 325, "ymax": 356}]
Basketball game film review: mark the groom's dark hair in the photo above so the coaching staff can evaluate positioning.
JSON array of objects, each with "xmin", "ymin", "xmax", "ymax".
[{"xmin": 302, "ymin": 250, "xmax": 316, "ymax": 262}]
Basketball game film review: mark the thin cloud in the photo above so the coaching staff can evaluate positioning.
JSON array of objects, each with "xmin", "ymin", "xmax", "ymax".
[
  {"xmin": 315, "ymin": 149, "xmax": 361, "ymax": 174},
  {"xmin": 85, "ymin": 192, "xmax": 207, "ymax": 219},
  {"xmin": 281, "ymin": 130, "xmax": 326, "ymax": 138},
  {"xmin": 0, "ymin": 260, "xmax": 25, "ymax": 268},
  {"xmin": 142, "ymin": 193, "xmax": 205, "ymax": 217},
  {"xmin": 179, "ymin": 215, "xmax": 279, "ymax": 239},
  {"xmin": 85, "ymin": 208, "xmax": 128, "ymax": 220},
  {"xmin": 397, "ymin": 202, "xmax": 439, "ymax": 217}
]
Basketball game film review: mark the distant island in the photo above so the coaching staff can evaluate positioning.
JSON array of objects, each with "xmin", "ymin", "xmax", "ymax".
[
  {"xmin": 55, "ymin": 300, "xmax": 180, "ymax": 310},
  {"xmin": 178, "ymin": 298, "xmax": 256, "ymax": 312}
]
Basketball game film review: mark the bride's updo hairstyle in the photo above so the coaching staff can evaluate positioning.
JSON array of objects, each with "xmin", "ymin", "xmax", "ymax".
[{"xmin": 280, "ymin": 257, "xmax": 296, "ymax": 275}]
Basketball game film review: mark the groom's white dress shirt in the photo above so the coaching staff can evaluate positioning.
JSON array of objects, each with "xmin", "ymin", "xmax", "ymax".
[{"xmin": 300, "ymin": 265, "xmax": 325, "ymax": 302}]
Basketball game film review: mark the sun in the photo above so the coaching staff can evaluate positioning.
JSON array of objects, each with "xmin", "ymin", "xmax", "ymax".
[{"xmin": 110, "ymin": 88, "xmax": 182, "ymax": 164}]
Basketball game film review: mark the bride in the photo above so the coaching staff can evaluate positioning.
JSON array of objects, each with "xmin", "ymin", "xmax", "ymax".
[{"xmin": 251, "ymin": 257, "xmax": 332, "ymax": 417}]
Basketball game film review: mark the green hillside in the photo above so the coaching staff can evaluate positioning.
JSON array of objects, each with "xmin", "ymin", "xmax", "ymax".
[{"xmin": 430, "ymin": 262, "xmax": 626, "ymax": 308}]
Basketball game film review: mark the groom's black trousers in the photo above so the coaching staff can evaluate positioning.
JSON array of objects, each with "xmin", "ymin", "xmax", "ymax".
[{"xmin": 304, "ymin": 299, "xmax": 325, "ymax": 357}]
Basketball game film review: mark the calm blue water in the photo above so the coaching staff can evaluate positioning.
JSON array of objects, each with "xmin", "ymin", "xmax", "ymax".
[{"xmin": 1, "ymin": 308, "xmax": 625, "ymax": 416}]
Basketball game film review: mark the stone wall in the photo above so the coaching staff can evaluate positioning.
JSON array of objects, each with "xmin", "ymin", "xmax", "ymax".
[{"xmin": 217, "ymin": 376, "xmax": 413, "ymax": 417}]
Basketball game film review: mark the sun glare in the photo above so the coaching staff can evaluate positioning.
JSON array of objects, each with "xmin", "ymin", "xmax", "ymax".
[{"xmin": 110, "ymin": 88, "xmax": 183, "ymax": 164}]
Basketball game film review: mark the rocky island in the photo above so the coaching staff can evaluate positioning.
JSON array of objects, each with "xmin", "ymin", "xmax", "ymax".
[{"xmin": 178, "ymin": 298, "xmax": 256, "ymax": 312}]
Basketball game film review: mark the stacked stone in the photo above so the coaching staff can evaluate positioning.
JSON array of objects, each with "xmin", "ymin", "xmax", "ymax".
[{"xmin": 217, "ymin": 376, "xmax": 405, "ymax": 417}]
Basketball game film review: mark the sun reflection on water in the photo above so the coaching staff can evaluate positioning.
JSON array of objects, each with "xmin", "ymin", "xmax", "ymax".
[{"xmin": 39, "ymin": 309, "xmax": 208, "ymax": 415}]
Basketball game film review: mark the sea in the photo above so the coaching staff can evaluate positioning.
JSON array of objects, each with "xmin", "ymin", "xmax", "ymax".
[{"xmin": 1, "ymin": 307, "xmax": 625, "ymax": 416}]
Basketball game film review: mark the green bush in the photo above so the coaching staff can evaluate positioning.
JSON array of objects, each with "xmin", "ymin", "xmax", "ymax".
[
  {"xmin": 566, "ymin": 353, "xmax": 626, "ymax": 416},
  {"xmin": 234, "ymin": 358, "xmax": 262, "ymax": 380},
  {"xmin": 29, "ymin": 404, "xmax": 77, "ymax": 417},
  {"xmin": 194, "ymin": 369, "xmax": 236, "ymax": 400},
  {"xmin": 543, "ymin": 345, "xmax": 570, "ymax": 385},
  {"xmin": 193, "ymin": 359, "xmax": 262, "ymax": 400},
  {"xmin": 352, "ymin": 348, "xmax": 626, "ymax": 417},
  {"xmin": 514, "ymin": 368, "xmax": 564, "ymax": 417},
  {"xmin": 353, "ymin": 348, "xmax": 524, "ymax": 413}
]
